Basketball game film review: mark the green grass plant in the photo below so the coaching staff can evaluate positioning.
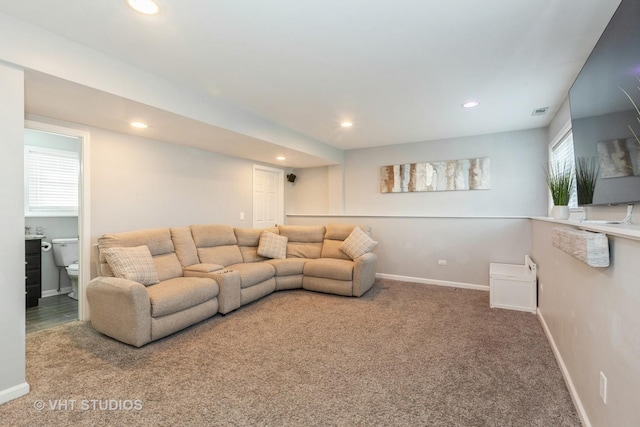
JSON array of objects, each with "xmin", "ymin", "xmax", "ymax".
[
  {"xmin": 575, "ymin": 156, "xmax": 599, "ymax": 205},
  {"xmin": 546, "ymin": 161, "xmax": 574, "ymax": 206}
]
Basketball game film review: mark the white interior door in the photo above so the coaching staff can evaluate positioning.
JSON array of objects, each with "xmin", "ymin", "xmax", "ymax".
[{"xmin": 253, "ymin": 165, "xmax": 283, "ymax": 228}]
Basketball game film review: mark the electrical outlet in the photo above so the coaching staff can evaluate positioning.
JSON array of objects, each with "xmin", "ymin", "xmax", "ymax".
[
  {"xmin": 438, "ymin": 260, "xmax": 447, "ymax": 266},
  {"xmin": 599, "ymin": 371, "xmax": 608, "ymax": 404},
  {"xmin": 240, "ymin": 211, "xmax": 245, "ymax": 220}
]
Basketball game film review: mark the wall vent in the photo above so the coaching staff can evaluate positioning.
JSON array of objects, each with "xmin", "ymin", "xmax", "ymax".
[{"xmin": 531, "ymin": 107, "xmax": 549, "ymax": 116}]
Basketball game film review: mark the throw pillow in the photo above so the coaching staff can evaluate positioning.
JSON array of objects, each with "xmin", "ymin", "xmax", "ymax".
[
  {"xmin": 340, "ymin": 227, "xmax": 378, "ymax": 259},
  {"xmin": 103, "ymin": 245, "xmax": 160, "ymax": 286},
  {"xmin": 257, "ymin": 231, "xmax": 288, "ymax": 259}
]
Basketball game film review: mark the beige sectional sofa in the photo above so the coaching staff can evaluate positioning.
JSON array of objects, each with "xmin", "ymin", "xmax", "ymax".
[{"xmin": 87, "ymin": 223, "xmax": 377, "ymax": 347}]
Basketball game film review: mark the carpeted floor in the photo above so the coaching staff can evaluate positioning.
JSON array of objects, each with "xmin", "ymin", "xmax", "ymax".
[{"xmin": 0, "ymin": 279, "xmax": 580, "ymax": 426}]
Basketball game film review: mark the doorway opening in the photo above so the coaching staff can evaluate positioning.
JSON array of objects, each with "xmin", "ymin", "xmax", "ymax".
[{"xmin": 24, "ymin": 120, "xmax": 91, "ymax": 330}]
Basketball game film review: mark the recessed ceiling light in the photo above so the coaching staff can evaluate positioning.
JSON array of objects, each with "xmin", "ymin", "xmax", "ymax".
[
  {"xmin": 276, "ymin": 156, "xmax": 286, "ymax": 161},
  {"xmin": 341, "ymin": 121, "xmax": 353, "ymax": 128},
  {"xmin": 127, "ymin": 0, "xmax": 159, "ymax": 15},
  {"xmin": 130, "ymin": 121, "xmax": 148, "ymax": 129},
  {"xmin": 462, "ymin": 101, "xmax": 480, "ymax": 109}
]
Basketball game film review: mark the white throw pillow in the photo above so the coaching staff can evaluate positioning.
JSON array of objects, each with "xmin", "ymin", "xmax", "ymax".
[
  {"xmin": 103, "ymin": 245, "xmax": 160, "ymax": 286},
  {"xmin": 340, "ymin": 227, "xmax": 378, "ymax": 259},
  {"xmin": 257, "ymin": 231, "xmax": 288, "ymax": 259}
]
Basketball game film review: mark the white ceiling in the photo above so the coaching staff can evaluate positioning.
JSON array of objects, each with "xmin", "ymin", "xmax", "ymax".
[{"xmin": 0, "ymin": 0, "xmax": 623, "ymax": 166}]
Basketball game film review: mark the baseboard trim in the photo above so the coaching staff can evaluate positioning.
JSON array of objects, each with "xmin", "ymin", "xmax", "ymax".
[
  {"xmin": 0, "ymin": 382, "xmax": 29, "ymax": 405},
  {"xmin": 538, "ymin": 309, "xmax": 591, "ymax": 427},
  {"xmin": 375, "ymin": 273, "xmax": 489, "ymax": 291},
  {"xmin": 41, "ymin": 287, "xmax": 72, "ymax": 298}
]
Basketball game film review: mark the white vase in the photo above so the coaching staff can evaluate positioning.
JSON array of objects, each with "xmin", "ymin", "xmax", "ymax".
[{"xmin": 552, "ymin": 205, "xmax": 570, "ymax": 220}]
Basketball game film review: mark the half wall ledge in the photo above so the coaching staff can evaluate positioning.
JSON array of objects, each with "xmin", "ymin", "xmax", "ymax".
[{"xmin": 531, "ymin": 217, "xmax": 640, "ymax": 242}]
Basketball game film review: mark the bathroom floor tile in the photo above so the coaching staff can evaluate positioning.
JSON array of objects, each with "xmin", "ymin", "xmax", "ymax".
[{"xmin": 26, "ymin": 294, "xmax": 78, "ymax": 334}]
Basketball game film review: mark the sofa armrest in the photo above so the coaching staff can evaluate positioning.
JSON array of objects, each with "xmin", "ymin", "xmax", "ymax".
[
  {"xmin": 184, "ymin": 263, "xmax": 225, "ymax": 273},
  {"xmin": 184, "ymin": 269, "xmax": 242, "ymax": 314},
  {"xmin": 352, "ymin": 252, "xmax": 377, "ymax": 297},
  {"xmin": 86, "ymin": 277, "xmax": 152, "ymax": 347}
]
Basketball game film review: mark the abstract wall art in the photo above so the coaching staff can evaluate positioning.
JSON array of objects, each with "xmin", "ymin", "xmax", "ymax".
[
  {"xmin": 596, "ymin": 138, "xmax": 640, "ymax": 178},
  {"xmin": 380, "ymin": 157, "xmax": 490, "ymax": 193}
]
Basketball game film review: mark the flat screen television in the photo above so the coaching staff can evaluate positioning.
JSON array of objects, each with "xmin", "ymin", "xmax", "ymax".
[{"xmin": 569, "ymin": 0, "xmax": 640, "ymax": 206}]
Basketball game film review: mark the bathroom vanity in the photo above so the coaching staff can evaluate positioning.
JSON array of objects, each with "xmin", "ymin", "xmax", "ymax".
[{"xmin": 25, "ymin": 238, "xmax": 42, "ymax": 308}]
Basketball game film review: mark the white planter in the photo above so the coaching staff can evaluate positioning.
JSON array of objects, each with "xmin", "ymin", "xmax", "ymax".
[{"xmin": 551, "ymin": 205, "xmax": 570, "ymax": 220}]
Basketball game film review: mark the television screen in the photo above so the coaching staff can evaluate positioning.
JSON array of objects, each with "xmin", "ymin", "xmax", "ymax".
[{"xmin": 569, "ymin": 0, "xmax": 640, "ymax": 205}]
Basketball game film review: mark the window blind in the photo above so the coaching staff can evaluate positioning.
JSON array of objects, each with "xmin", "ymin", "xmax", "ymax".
[{"xmin": 26, "ymin": 147, "xmax": 79, "ymax": 213}]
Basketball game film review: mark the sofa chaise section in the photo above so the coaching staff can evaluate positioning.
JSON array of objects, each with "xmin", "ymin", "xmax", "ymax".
[{"xmin": 302, "ymin": 223, "xmax": 377, "ymax": 297}]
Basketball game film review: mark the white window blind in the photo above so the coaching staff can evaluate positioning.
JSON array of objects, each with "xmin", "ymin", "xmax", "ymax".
[
  {"xmin": 550, "ymin": 131, "xmax": 577, "ymax": 208},
  {"xmin": 25, "ymin": 146, "xmax": 79, "ymax": 215}
]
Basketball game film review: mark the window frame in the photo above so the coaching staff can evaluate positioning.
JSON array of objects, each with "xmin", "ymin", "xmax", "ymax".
[
  {"xmin": 24, "ymin": 144, "xmax": 80, "ymax": 217},
  {"xmin": 548, "ymin": 121, "xmax": 580, "ymax": 212}
]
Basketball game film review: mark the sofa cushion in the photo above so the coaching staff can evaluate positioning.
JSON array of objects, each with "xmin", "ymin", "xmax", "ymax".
[
  {"xmin": 320, "ymin": 239, "xmax": 352, "ymax": 260},
  {"xmin": 235, "ymin": 227, "xmax": 280, "ymax": 263},
  {"xmin": 286, "ymin": 242, "xmax": 323, "ymax": 259},
  {"xmin": 197, "ymin": 245, "xmax": 243, "ymax": 267},
  {"xmin": 266, "ymin": 258, "xmax": 308, "ymax": 276},
  {"xmin": 98, "ymin": 227, "xmax": 179, "ymax": 279},
  {"xmin": 340, "ymin": 226, "xmax": 378, "ymax": 259},
  {"xmin": 184, "ymin": 263, "xmax": 225, "ymax": 273},
  {"xmin": 227, "ymin": 262, "xmax": 276, "ymax": 289},
  {"xmin": 191, "ymin": 224, "xmax": 237, "ymax": 247},
  {"xmin": 278, "ymin": 225, "xmax": 325, "ymax": 259},
  {"xmin": 278, "ymin": 225, "xmax": 326, "ymax": 243},
  {"xmin": 324, "ymin": 223, "xmax": 359, "ymax": 240},
  {"xmin": 238, "ymin": 247, "xmax": 266, "ymax": 263},
  {"xmin": 303, "ymin": 258, "xmax": 354, "ymax": 281},
  {"xmin": 234, "ymin": 227, "xmax": 279, "ymax": 247},
  {"xmin": 170, "ymin": 227, "xmax": 200, "ymax": 267},
  {"xmin": 103, "ymin": 245, "xmax": 160, "ymax": 286},
  {"xmin": 153, "ymin": 253, "xmax": 186, "ymax": 282},
  {"xmin": 146, "ymin": 277, "xmax": 219, "ymax": 318},
  {"xmin": 99, "ymin": 227, "xmax": 175, "ymax": 257},
  {"xmin": 257, "ymin": 231, "xmax": 288, "ymax": 259}
]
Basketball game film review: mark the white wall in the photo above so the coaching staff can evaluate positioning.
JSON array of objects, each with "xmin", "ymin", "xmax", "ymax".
[
  {"xmin": 343, "ymin": 128, "xmax": 548, "ymax": 216},
  {"xmin": 531, "ymin": 220, "xmax": 640, "ymax": 427},
  {"xmin": 0, "ymin": 63, "xmax": 29, "ymax": 404},
  {"xmin": 89, "ymin": 127, "xmax": 262, "ymax": 236},
  {"xmin": 289, "ymin": 166, "xmax": 329, "ymax": 214}
]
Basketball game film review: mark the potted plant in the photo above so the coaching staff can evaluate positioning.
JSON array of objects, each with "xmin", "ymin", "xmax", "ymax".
[
  {"xmin": 545, "ymin": 160, "xmax": 574, "ymax": 220},
  {"xmin": 575, "ymin": 156, "xmax": 599, "ymax": 206}
]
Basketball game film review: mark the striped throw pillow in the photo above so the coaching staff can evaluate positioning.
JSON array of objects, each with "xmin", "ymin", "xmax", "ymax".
[
  {"xmin": 103, "ymin": 245, "xmax": 160, "ymax": 286},
  {"xmin": 257, "ymin": 231, "xmax": 288, "ymax": 259},
  {"xmin": 340, "ymin": 227, "xmax": 378, "ymax": 259}
]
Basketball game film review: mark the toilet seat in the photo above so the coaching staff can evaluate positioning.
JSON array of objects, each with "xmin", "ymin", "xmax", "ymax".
[
  {"xmin": 66, "ymin": 262, "xmax": 79, "ymax": 277},
  {"xmin": 65, "ymin": 262, "xmax": 80, "ymax": 301}
]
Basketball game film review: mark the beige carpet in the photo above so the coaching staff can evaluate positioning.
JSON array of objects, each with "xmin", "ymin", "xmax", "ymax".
[{"xmin": 1, "ymin": 279, "xmax": 580, "ymax": 426}]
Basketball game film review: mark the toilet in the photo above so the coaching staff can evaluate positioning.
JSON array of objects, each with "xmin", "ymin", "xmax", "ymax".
[
  {"xmin": 65, "ymin": 262, "xmax": 79, "ymax": 300},
  {"xmin": 52, "ymin": 237, "xmax": 79, "ymax": 300}
]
